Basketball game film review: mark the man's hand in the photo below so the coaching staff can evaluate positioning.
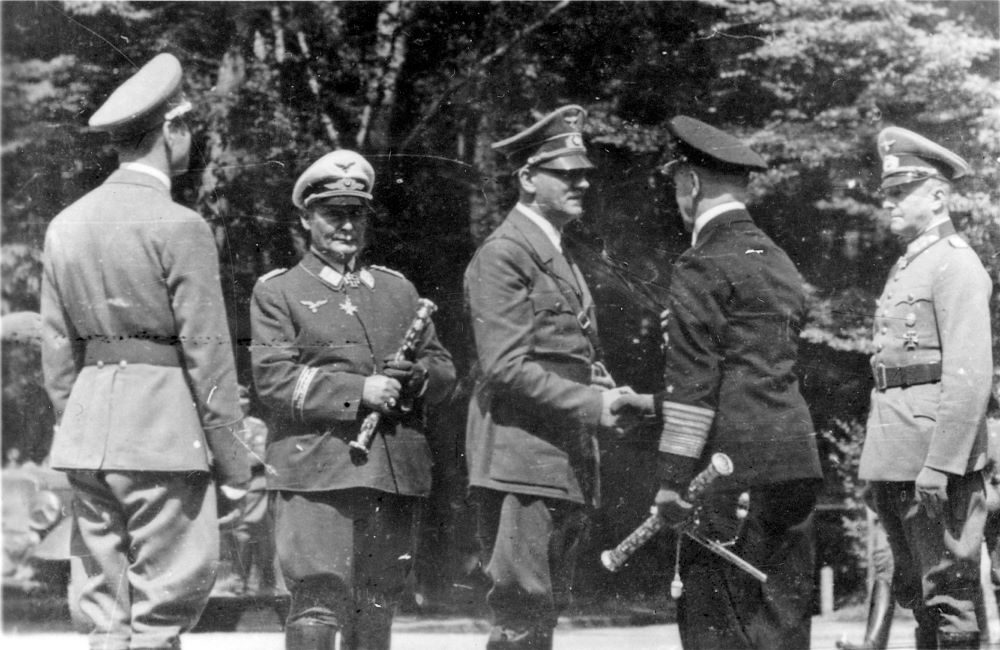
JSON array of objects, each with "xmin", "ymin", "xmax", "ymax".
[
  {"xmin": 915, "ymin": 466, "xmax": 949, "ymax": 520},
  {"xmin": 654, "ymin": 487, "xmax": 693, "ymax": 526},
  {"xmin": 362, "ymin": 374, "xmax": 402, "ymax": 413},
  {"xmin": 381, "ymin": 355, "xmax": 428, "ymax": 399},
  {"xmin": 610, "ymin": 393, "xmax": 656, "ymax": 429},
  {"xmin": 600, "ymin": 386, "xmax": 635, "ymax": 430},
  {"xmin": 590, "ymin": 361, "xmax": 617, "ymax": 389}
]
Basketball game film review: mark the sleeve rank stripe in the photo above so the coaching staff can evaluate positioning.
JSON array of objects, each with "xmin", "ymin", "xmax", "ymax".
[
  {"xmin": 659, "ymin": 400, "xmax": 715, "ymax": 458},
  {"xmin": 292, "ymin": 366, "xmax": 318, "ymax": 421}
]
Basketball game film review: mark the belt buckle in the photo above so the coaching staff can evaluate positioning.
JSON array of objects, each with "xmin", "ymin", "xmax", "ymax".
[
  {"xmin": 577, "ymin": 311, "xmax": 592, "ymax": 331},
  {"xmin": 874, "ymin": 363, "xmax": 888, "ymax": 391}
]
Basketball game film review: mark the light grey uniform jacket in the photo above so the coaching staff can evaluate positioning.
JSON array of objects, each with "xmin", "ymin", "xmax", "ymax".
[
  {"xmin": 860, "ymin": 222, "xmax": 992, "ymax": 481},
  {"xmin": 41, "ymin": 167, "xmax": 249, "ymax": 484}
]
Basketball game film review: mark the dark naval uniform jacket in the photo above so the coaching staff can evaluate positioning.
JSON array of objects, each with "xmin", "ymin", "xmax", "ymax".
[
  {"xmin": 250, "ymin": 252, "xmax": 455, "ymax": 496},
  {"xmin": 465, "ymin": 207, "xmax": 604, "ymax": 506},
  {"xmin": 859, "ymin": 221, "xmax": 992, "ymax": 481},
  {"xmin": 656, "ymin": 208, "xmax": 822, "ymax": 489},
  {"xmin": 41, "ymin": 167, "xmax": 248, "ymax": 482}
]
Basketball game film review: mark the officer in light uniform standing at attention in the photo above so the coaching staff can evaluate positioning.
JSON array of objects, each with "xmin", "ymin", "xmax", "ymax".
[
  {"xmin": 250, "ymin": 150, "xmax": 455, "ymax": 650},
  {"xmin": 859, "ymin": 127, "xmax": 992, "ymax": 650},
  {"xmin": 40, "ymin": 53, "xmax": 251, "ymax": 650}
]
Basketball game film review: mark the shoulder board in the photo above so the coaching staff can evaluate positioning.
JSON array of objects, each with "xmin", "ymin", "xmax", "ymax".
[
  {"xmin": 258, "ymin": 268, "xmax": 289, "ymax": 282},
  {"xmin": 948, "ymin": 235, "xmax": 970, "ymax": 249},
  {"xmin": 370, "ymin": 265, "xmax": 407, "ymax": 280}
]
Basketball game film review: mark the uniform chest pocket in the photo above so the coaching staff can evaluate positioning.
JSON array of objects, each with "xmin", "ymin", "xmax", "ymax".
[
  {"xmin": 891, "ymin": 283, "xmax": 932, "ymax": 308},
  {"xmin": 889, "ymin": 284, "xmax": 936, "ymax": 344},
  {"xmin": 529, "ymin": 290, "xmax": 582, "ymax": 341}
]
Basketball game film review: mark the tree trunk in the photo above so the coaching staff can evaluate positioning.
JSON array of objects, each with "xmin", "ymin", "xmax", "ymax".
[
  {"xmin": 356, "ymin": 0, "xmax": 413, "ymax": 152},
  {"xmin": 198, "ymin": 48, "xmax": 247, "ymax": 230},
  {"xmin": 468, "ymin": 110, "xmax": 503, "ymax": 246}
]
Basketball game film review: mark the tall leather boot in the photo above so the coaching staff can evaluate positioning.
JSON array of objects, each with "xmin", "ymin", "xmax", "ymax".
[
  {"xmin": 837, "ymin": 578, "xmax": 895, "ymax": 650},
  {"xmin": 285, "ymin": 622, "xmax": 338, "ymax": 650},
  {"xmin": 914, "ymin": 624, "xmax": 938, "ymax": 650},
  {"xmin": 353, "ymin": 604, "xmax": 393, "ymax": 650}
]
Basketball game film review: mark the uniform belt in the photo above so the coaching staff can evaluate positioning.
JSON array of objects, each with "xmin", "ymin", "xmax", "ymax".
[
  {"xmin": 873, "ymin": 362, "xmax": 941, "ymax": 391},
  {"xmin": 83, "ymin": 338, "xmax": 182, "ymax": 367}
]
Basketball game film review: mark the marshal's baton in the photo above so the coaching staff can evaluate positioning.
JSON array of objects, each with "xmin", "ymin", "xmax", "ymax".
[{"xmin": 349, "ymin": 298, "xmax": 437, "ymax": 464}]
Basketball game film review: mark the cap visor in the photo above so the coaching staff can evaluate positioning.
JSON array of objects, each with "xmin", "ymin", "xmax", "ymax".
[
  {"xmin": 537, "ymin": 155, "xmax": 595, "ymax": 171},
  {"xmin": 881, "ymin": 173, "xmax": 934, "ymax": 189},
  {"xmin": 303, "ymin": 193, "xmax": 372, "ymax": 208}
]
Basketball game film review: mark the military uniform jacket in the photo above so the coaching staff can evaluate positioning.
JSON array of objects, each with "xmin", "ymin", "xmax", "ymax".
[
  {"xmin": 250, "ymin": 252, "xmax": 455, "ymax": 496},
  {"xmin": 859, "ymin": 222, "xmax": 991, "ymax": 481},
  {"xmin": 657, "ymin": 209, "xmax": 822, "ymax": 489},
  {"xmin": 40, "ymin": 168, "xmax": 248, "ymax": 481},
  {"xmin": 464, "ymin": 207, "xmax": 604, "ymax": 505}
]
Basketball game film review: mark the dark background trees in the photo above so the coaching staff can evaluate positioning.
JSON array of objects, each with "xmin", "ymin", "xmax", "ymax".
[{"xmin": 3, "ymin": 0, "xmax": 998, "ymax": 608}]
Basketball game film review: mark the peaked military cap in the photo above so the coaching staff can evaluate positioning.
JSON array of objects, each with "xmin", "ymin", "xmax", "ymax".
[
  {"xmin": 663, "ymin": 115, "xmax": 767, "ymax": 173},
  {"xmin": 292, "ymin": 149, "xmax": 376, "ymax": 209},
  {"xmin": 88, "ymin": 53, "xmax": 192, "ymax": 138},
  {"xmin": 877, "ymin": 126, "xmax": 970, "ymax": 189},
  {"xmin": 492, "ymin": 105, "xmax": 594, "ymax": 171}
]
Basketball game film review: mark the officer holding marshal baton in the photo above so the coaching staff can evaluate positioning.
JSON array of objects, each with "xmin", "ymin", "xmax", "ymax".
[
  {"xmin": 250, "ymin": 149, "xmax": 455, "ymax": 650},
  {"xmin": 612, "ymin": 116, "xmax": 823, "ymax": 649},
  {"xmin": 40, "ymin": 53, "xmax": 251, "ymax": 650}
]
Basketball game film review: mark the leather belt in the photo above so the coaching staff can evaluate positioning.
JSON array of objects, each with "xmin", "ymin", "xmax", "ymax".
[
  {"xmin": 873, "ymin": 362, "xmax": 941, "ymax": 391},
  {"xmin": 83, "ymin": 338, "xmax": 182, "ymax": 367}
]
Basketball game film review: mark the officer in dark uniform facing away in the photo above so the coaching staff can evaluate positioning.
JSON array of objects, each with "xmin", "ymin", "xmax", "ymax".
[
  {"xmin": 250, "ymin": 149, "xmax": 456, "ymax": 650},
  {"xmin": 40, "ymin": 53, "xmax": 251, "ymax": 650},
  {"xmin": 613, "ymin": 115, "xmax": 823, "ymax": 650},
  {"xmin": 859, "ymin": 127, "xmax": 991, "ymax": 650}
]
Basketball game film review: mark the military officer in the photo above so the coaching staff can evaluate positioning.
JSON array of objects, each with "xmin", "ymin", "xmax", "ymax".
[
  {"xmin": 464, "ymin": 105, "xmax": 629, "ymax": 650},
  {"xmin": 613, "ymin": 116, "xmax": 823, "ymax": 649},
  {"xmin": 858, "ymin": 127, "xmax": 991, "ymax": 649},
  {"xmin": 250, "ymin": 149, "xmax": 456, "ymax": 650},
  {"xmin": 40, "ymin": 53, "xmax": 251, "ymax": 650}
]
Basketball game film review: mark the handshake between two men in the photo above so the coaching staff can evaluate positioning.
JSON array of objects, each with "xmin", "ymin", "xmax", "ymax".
[{"xmin": 593, "ymin": 372, "xmax": 692, "ymax": 527}]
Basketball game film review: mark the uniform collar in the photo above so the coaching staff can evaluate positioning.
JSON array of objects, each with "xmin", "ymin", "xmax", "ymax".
[
  {"xmin": 516, "ymin": 202, "xmax": 563, "ymax": 253},
  {"xmin": 904, "ymin": 217, "xmax": 953, "ymax": 261},
  {"xmin": 305, "ymin": 250, "xmax": 375, "ymax": 290},
  {"xmin": 692, "ymin": 201, "xmax": 746, "ymax": 246},
  {"xmin": 119, "ymin": 162, "xmax": 171, "ymax": 191}
]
